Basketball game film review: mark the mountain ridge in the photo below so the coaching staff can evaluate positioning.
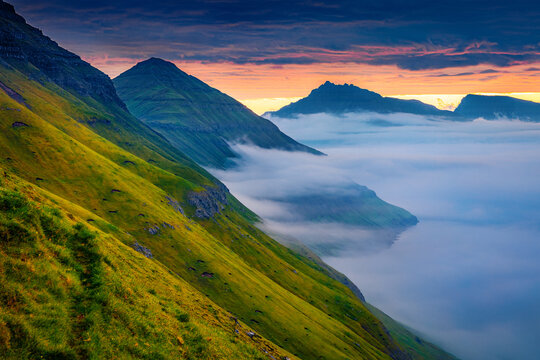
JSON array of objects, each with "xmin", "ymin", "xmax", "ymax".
[
  {"xmin": 113, "ymin": 58, "xmax": 322, "ymax": 168},
  {"xmin": 268, "ymin": 81, "xmax": 540, "ymax": 123},
  {"xmin": 269, "ymin": 81, "xmax": 455, "ymax": 118}
]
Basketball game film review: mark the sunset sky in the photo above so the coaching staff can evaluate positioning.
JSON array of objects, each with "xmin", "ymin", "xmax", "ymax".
[{"xmin": 11, "ymin": 0, "xmax": 539, "ymax": 114}]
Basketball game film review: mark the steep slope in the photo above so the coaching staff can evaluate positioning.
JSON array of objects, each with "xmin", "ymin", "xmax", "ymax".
[
  {"xmin": 454, "ymin": 94, "xmax": 540, "ymax": 121},
  {"xmin": 0, "ymin": 2, "xmax": 457, "ymax": 359},
  {"xmin": 0, "ymin": 175, "xmax": 294, "ymax": 360},
  {"xmin": 113, "ymin": 58, "xmax": 321, "ymax": 168},
  {"xmin": 269, "ymin": 82, "xmax": 454, "ymax": 118}
]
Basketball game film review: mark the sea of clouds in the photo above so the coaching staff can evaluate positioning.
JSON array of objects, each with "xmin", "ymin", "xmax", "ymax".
[{"xmin": 210, "ymin": 112, "xmax": 540, "ymax": 360}]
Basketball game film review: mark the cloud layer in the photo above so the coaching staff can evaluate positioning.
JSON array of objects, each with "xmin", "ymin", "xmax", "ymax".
[{"xmin": 211, "ymin": 112, "xmax": 540, "ymax": 359}]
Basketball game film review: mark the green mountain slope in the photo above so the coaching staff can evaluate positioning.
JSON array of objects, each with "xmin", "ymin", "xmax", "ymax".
[
  {"xmin": 0, "ymin": 175, "xmax": 294, "ymax": 360},
  {"xmin": 113, "ymin": 58, "xmax": 322, "ymax": 169},
  {"xmin": 0, "ymin": 2, "xmax": 456, "ymax": 359},
  {"xmin": 0, "ymin": 69, "xmax": 400, "ymax": 359}
]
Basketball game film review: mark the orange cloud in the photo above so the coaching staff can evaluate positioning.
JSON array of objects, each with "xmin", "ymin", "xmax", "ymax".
[{"xmin": 84, "ymin": 55, "xmax": 539, "ymax": 114}]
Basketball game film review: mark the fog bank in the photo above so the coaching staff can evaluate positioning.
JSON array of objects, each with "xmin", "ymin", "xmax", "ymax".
[{"xmin": 211, "ymin": 112, "xmax": 540, "ymax": 359}]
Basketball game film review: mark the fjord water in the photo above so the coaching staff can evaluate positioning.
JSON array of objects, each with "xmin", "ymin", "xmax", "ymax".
[{"xmin": 214, "ymin": 113, "xmax": 540, "ymax": 360}]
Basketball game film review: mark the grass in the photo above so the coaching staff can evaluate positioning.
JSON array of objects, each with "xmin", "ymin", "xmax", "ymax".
[{"xmin": 0, "ymin": 180, "xmax": 292, "ymax": 360}]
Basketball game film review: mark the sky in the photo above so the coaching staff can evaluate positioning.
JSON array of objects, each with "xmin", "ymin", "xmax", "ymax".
[
  {"xmin": 10, "ymin": 0, "xmax": 540, "ymax": 113},
  {"xmin": 212, "ymin": 114, "xmax": 540, "ymax": 359}
]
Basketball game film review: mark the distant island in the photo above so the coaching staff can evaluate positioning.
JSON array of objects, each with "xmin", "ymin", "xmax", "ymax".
[
  {"xmin": 454, "ymin": 94, "xmax": 540, "ymax": 121},
  {"xmin": 268, "ymin": 81, "xmax": 540, "ymax": 122}
]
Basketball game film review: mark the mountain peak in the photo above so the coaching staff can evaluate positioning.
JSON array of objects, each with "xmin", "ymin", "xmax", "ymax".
[
  {"xmin": 114, "ymin": 60, "xmax": 321, "ymax": 167},
  {"xmin": 313, "ymin": 81, "xmax": 379, "ymax": 95},
  {"xmin": 320, "ymin": 80, "xmax": 337, "ymax": 87},
  {"xmin": 140, "ymin": 57, "xmax": 173, "ymax": 65},
  {"xmin": 134, "ymin": 57, "xmax": 181, "ymax": 71},
  {"xmin": 0, "ymin": 0, "xmax": 126, "ymax": 108},
  {"xmin": 118, "ymin": 57, "xmax": 193, "ymax": 81},
  {"xmin": 0, "ymin": 1, "xmax": 25, "ymax": 23},
  {"xmin": 318, "ymin": 81, "xmax": 356, "ymax": 89},
  {"xmin": 271, "ymin": 82, "xmax": 447, "ymax": 117}
]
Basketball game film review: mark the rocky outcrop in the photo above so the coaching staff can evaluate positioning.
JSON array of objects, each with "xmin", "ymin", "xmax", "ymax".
[
  {"xmin": 145, "ymin": 225, "xmax": 160, "ymax": 235},
  {"xmin": 133, "ymin": 241, "xmax": 153, "ymax": 258},
  {"xmin": 11, "ymin": 121, "xmax": 28, "ymax": 127},
  {"xmin": 188, "ymin": 183, "xmax": 229, "ymax": 219},
  {"xmin": 0, "ymin": 80, "xmax": 28, "ymax": 107},
  {"xmin": 166, "ymin": 196, "xmax": 184, "ymax": 215}
]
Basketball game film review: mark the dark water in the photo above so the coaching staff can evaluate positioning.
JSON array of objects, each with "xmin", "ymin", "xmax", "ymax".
[{"xmin": 214, "ymin": 112, "xmax": 540, "ymax": 360}]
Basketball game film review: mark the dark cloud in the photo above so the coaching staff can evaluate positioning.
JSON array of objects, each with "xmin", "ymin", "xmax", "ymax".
[
  {"xmin": 9, "ymin": 0, "xmax": 540, "ymax": 70},
  {"xmin": 479, "ymin": 69, "xmax": 500, "ymax": 74}
]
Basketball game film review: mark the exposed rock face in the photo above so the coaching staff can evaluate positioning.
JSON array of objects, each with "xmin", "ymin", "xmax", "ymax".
[
  {"xmin": 11, "ymin": 121, "xmax": 28, "ymax": 127},
  {"xmin": 188, "ymin": 183, "xmax": 229, "ymax": 219},
  {"xmin": 166, "ymin": 196, "xmax": 184, "ymax": 215},
  {"xmin": 133, "ymin": 241, "xmax": 153, "ymax": 258},
  {"xmin": 0, "ymin": 80, "xmax": 28, "ymax": 107},
  {"xmin": 0, "ymin": 2, "xmax": 126, "ymax": 109},
  {"xmin": 162, "ymin": 222, "xmax": 175, "ymax": 229},
  {"xmin": 146, "ymin": 225, "xmax": 160, "ymax": 235}
]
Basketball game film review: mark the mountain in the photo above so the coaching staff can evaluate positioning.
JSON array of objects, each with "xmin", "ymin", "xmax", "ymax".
[
  {"xmin": 278, "ymin": 184, "xmax": 418, "ymax": 227},
  {"xmin": 454, "ymin": 94, "xmax": 540, "ymax": 121},
  {"xmin": 269, "ymin": 81, "xmax": 454, "ymax": 118},
  {"xmin": 113, "ymin": 58, "xmax": 321, "ymax": 168},
  {"xmin": 270, "ymin": 82, "xmax": 540, "ymax": 123},
  {"xmin": 114, "ymin": 60, "xmax": 415, "ymax": 237},
  {"xmin": 0, "ymin": 2, "xmax": 456, "ymax": 359}
]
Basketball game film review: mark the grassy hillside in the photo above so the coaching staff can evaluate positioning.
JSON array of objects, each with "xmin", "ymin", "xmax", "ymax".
[
  {"xmin": 0, "ymin": 2, "xmax": 456, "ymax": 359},
  {"xmin": 0, "ymin": 175, "xmax": 294, "ymax": 360},
  {"xmin": 113, "ymin": 58, "xmax": 321, "ymax": 169},
  {"xmin": 0, "ymin": 68, "xmax": 405, "ymax": 358}
]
